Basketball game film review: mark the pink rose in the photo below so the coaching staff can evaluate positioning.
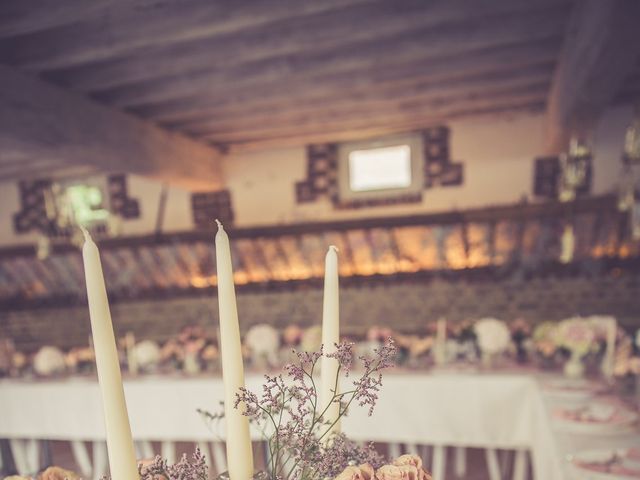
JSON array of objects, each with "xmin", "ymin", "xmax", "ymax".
[{"xmin": 335, "ymin": 464, "xmax": 374, "ymax": 480}]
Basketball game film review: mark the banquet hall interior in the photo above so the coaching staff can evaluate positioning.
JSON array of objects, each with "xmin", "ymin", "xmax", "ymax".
[{"xmin": 1, "ymin": 1, "xmax": 640, "ymax": 480}]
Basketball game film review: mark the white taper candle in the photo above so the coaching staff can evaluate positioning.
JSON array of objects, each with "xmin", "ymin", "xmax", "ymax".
[
  {"xmin": 320, "ymin": 245, "xmax": 341, "ymax": 437},
  {"xmin": 81, "ymin": 228, "xmax": 139, "ymax": 480},
  {"xmin": 215, "ymin": 220, "xmax": 254, "ymax": 480}
]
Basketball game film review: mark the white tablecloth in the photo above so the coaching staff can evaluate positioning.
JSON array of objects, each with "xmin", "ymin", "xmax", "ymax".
[{"xmin": 1, "ymin": 372, "xmax": 638, "ymax": 480}]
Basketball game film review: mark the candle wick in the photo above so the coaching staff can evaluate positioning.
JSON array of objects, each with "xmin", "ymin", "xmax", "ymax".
[
  {"xmin": 79, "ymin": 225, "xmax": 91, "ymax": 242},
  {"xmin": 329, "ymin": 245, "xmax": 339, "ymax": 253},
  {"xmin": 215, "ymin": 219, "xmax": 223, "ymax": 230}
]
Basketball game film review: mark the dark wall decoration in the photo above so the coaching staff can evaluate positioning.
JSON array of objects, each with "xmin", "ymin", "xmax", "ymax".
[
  {"xmin": 13, "ymin": 179, "xmax": 54, "ymax": 235},
  {"xmin": 295, "ymin": 127, "xmax": 465, "ymax": 208},
  {"xmin": 295, "ymin": 144, "xmax": 338, "ymax": 204},
  {"xmin": 108, "ymin": 174, "xmax": 140, "ymax": 219},
  {"xmin": 191, "ymin": 189, "xmax": 234, "ymax": 228},
  {"xmin": 422, "ymin": 126, "xmax": 464, "ymax": 187},
  {"xmin": 533, "ymin": 157, "xmax": 561, "ymax": 199}
]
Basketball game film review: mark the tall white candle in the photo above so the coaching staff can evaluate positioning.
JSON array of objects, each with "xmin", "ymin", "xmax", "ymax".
[
  {"xmin": 435, "ymin": 318, "xmax": 447, "ymax": 365},
  {"xmin": 215, "ymin": 221, "xmax": 254, "ymax": 480},
  {"xmin": 81, "ymin": 229, "xmax": 139, "ymax": 480},
  {"xmin": 603, "ymin": 317, "xmax": 617, "ymax": 380},
  {"xmin": 437, "ymin": 318, "xmax": 447, "ymax": 345},
  {"xmin": 125, "ymin": 332, "xmax": 138, "ymax": 376},
  {"xmin": 320, "ymin": 246, "xmax": 341, "ymax": 437}
]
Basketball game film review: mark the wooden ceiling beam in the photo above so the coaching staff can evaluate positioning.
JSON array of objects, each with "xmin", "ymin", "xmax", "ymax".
[
  {"xmin": 137, "ymin": 39, "xmax": 561, "ymax": 125},
  {"xmin": 175, "ymin": 66, "xmax": 554, "ymax": 135},
  {"xmin": 93, "ymin": 7, "xmax": 569, "ymax": 109},
  {"xmin": 0, "ymin": 65, "xmax": 223, "ymax": 190},
  {"xmin": 545, "ymin": 0, "xmax": 640, "ymax": 153},
  {"xmin": 0, "ymin": 166, "xmax": 99, "ymax": 183},
  {"xmin": 0, "ymin": 0, "xmax": 376, "ymax": 71},
  {"xmin": 42, "ymin": 0, "xmax": 569, "ymax": 94}
]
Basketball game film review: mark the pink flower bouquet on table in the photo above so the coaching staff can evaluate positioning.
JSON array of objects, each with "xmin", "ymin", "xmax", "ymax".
[{"xmin": 554, "ymin": 317, "xmax": 596, "ymax": 379}]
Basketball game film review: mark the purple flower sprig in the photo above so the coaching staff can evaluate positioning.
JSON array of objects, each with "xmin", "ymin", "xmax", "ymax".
[
  {"xmin": 134, "ymin": 448, "xmax": 208, "ymax": 480},
  {"xmin": 234, "ymin": 338, "xmax": 397, "ymax": 480}
]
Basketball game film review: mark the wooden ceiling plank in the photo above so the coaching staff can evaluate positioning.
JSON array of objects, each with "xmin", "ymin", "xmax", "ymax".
[
  {"xmin": 0, "ymin": 0, "xmax": 119, "ymax": 38},
  {"xmin": 179, "ymin": 69, "xmax": 554, "ymax": 135},
  {"xmin": 168, "ymin": 59, "xmax": 556, "ymax": 129},
  {"xmin": 198, "ymin": 85, "xmax": 549, "ymax": 143},
  {"xmin": 42, "ymin": 0, "xmax": 569, "ymax": 93},
  {"xmin": 0, "ymin": 64, "xmax": 223, "ymax": 190},
  {"xmin": 92, "ymin": 6, "xmax": 570, "ymax": 108},
  {"xmin": 545, "ymin": 0, "xmax": 640, "ymax": 153},
  {"xmin": 219, "ymin": 99, "xmax": 546, "ymax": 152},
  {"xmin": 0, "ymin": 0, "xmax": 377, "ymax": 71},
  {"xmin": 136, "ymin": 39, "xmax": 561, "ymax": 124}
]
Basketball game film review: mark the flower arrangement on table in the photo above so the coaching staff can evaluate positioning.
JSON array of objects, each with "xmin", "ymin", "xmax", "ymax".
[
  {"xmin": 553, "ymin": 317, "xmax": 597, "ymax": 378},
  {"xmin": 473, "ymin": 318, "xmax": 511, "ymax": 367},
  {"xmin": 196, "ymin": 339, "xmax": 400, "ymax": 480},
  {"xmin": 235, "ymin": 339, "xmax": 396, "ymax": 480},
  {"xmin": 136, "ymin": 338, "xmax": 432, "ymax": 480},
  {"xmin": 532, "ymin": 321, "xmax": 560, "ymax": 368},
  {"xmin": 7, "ymin": 318, "xmax": 635, "ymax": 381}
]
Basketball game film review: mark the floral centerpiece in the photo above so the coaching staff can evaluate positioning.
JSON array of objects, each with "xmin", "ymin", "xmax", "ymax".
[
  {"xmin": 232, "ymin": 339, "xmax": 397, "ymax": 480},
  {"xmin": 160, "ymin": 339, "xmax": 411, "ymax": 480},
  {"xmin": 554, "ymin": 317, "xmax": 595, "ymax": 378},
  {"xmin": 244, "ymin": 323, "xmax": 281, "ymax": 369},
  {"xmin": 473, "ymin": 318, "xmax": 511, "ymax": 368},
  {"xmin": 532, "ymin": 321, "xmax": 559, "ymax": 369}
]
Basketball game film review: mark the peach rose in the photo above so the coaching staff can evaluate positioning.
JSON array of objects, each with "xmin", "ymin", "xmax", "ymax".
[
  {"xmin": 39, "ymin": 466, "xmax": 80, "ymax": 480},
  {"xmin": 393, "ymin": 454, "xmax": 423, "ymax": 470},
  {"xmin": 335, "ymin": 464, "xmax": 374, "ymax": 480},
  {"xmin": 376, "ymin": 464, "xmax": 404, "ymax": 480},
  {"xmin": 390, "ymin": 456, "xmax": 432, "ymax": 480}
]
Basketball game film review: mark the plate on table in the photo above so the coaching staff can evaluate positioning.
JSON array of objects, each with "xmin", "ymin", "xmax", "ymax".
[
  {"xmin": 569, "ymin": 449, "xmax": 640, "ymax": 479},
  {"xmin": 552, "ymin": 402, "xmax": 639, "ymax": 434},
  {"xmin": 542, "ymin": 378, "xmax": 607, "ymax": 403}
]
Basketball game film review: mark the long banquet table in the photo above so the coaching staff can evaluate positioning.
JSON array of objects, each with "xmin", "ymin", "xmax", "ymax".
[{"xmin": 1, "ymin": 371, "xmax": 639, "ymax": 480}]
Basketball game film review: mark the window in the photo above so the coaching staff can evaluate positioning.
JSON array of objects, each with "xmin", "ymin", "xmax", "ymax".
[
  {"xmin": 337, "ymin": 134, "xmax": 424, "ymax": 205},
  {"xmin": 348, "ymin": 145, "xmax": 412, "ymax": 192}
]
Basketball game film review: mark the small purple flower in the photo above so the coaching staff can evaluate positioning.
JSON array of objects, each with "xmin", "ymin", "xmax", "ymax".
[{"xmin": 326, "ymin": 341, "xmax": 355, "ymax": 375}]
